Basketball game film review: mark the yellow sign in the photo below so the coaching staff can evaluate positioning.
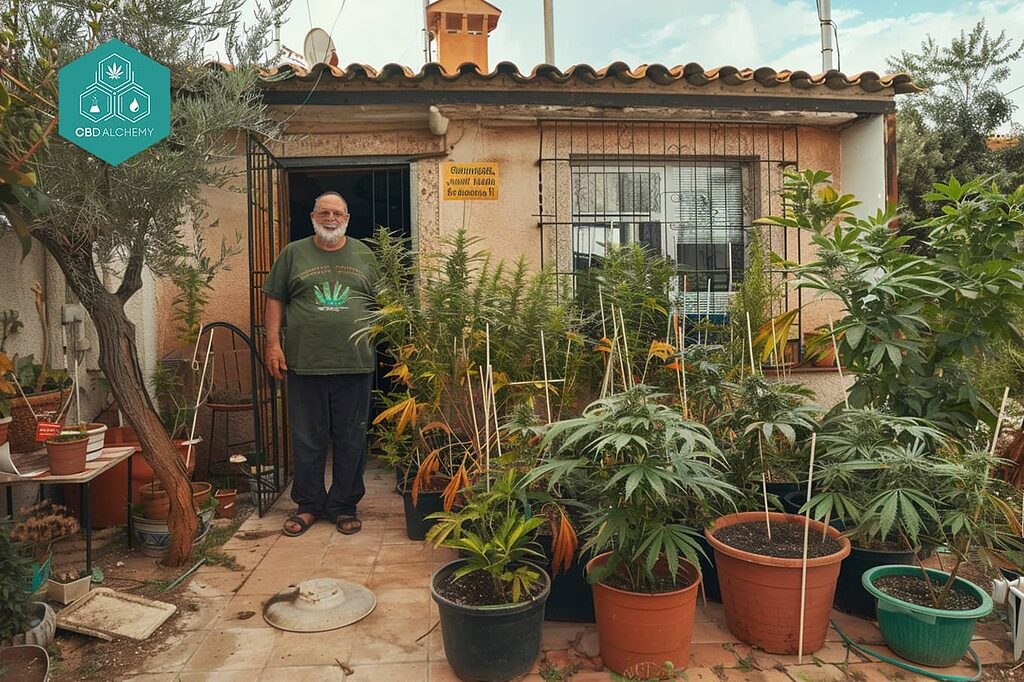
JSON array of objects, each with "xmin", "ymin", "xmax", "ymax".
[{"xmin": 443, "ymin": 162, "xmax": 499, "ymax": 201}]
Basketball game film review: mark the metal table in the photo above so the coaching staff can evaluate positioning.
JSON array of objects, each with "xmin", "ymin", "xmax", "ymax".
[{"xmin": 1, "ymin": 446, "xmax": 136, "ymax": 574}]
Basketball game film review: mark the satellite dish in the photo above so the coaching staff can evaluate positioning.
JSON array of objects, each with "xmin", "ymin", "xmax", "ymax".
[{"xmin": 303, "ymin": 28, "xmax": 339, "ymax": 67}]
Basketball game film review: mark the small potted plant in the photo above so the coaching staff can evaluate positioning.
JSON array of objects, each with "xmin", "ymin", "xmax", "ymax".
[
  {"xmin": 44, "ymin": 425, "xmax": 89, "ymax": 475},
  {"xmin": 529, "ymin": 386, "xmax": 736, "ymax": 677},
  {"xmin": 46, "ymin": 568, "xmax": 91, "ymax": 605},
  {"xmin": 214, "ymin": 477, "xmax": 238, "ymax": 519},
  {"xmin": 59, "ymin": 422, "xmax": 108, "ymax": 460},
  {"xmin": 860, "ymin": 447, "xmax": 1014, "ymax": 667},
  {"xmin": 426, "ymin": 470, "xmax": 550, "ymax": 682},
  {"xmin": 10, "ymin": 501, "xmax": 80, "ymax": 594}
]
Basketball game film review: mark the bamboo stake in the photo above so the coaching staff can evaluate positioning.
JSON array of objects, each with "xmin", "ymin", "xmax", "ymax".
[
  {"xmin": 828, "ymin": 315, "xmax": 849, "ymax": 409},
  {"xmin": 770, "ymin": 313, "xmax": 780, "ymax": 371},
  {"xmin": 618, "ymin": 307, "xmax": 633, "ymax": 389},
  {"xmin": 990, "ymin": 386, "xmax": 1011, "ymax": 457},
  {"xmin": 466, "ymin": 364, "xmax": 482, "ymax": 461},
  {"xmin": 745, "ymin": 312, "xmax": 758, "ymax": 375},
  {"xmin": 798, "ymin": 432, "xmax": 818, "ymax": 664},
  {"xmin": 704, "ymin": 279, "xmax": 712, "ymax": 345},
  {"xmin": 540, "ymin": 330, "xmax": 553, "ymax": 424},
  {"xmin": 598, "ymin": 285, "xmax": 608, "ymax": 340},
  {"xmin": 759, "ymin": 449, "xmax": 773, "ymax": 541},
  {"xmin": 183, "ymin": 326, "xmax": 216, "ymax": 471},
  {"xmin": 478, "ymin": 368, "xmax": 491, "ymax": 490},
  {"xmin": 489, "ymin": 364, "xmax": 502, "ymax": 459},
  {"xmin": 610, "ymin": 305, "xmax": 627, "ymax": 393},
  {"xmin": 673, "ymin": 314, "xmax": 688, "ymax": 419}
]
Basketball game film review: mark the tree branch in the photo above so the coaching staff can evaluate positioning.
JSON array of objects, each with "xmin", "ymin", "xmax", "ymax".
[{"xmin": 116, "ymin": 232, "xmax": 146, "ymax": 304}]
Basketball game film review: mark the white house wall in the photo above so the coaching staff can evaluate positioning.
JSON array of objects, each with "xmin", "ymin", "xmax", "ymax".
[{"xmin": 840, "ymin": 115, "xmax": 887, "ymax": 217}]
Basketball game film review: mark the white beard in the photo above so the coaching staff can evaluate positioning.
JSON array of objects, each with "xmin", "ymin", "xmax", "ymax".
[{"xmin": 312, "ymin": 218, "xmax": 348, "ymax": 245}]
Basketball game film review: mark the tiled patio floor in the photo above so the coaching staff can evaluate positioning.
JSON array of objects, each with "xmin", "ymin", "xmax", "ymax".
[{"xmin": 125, "ymin": 463, "xmax": 1017, "ymax": 681}]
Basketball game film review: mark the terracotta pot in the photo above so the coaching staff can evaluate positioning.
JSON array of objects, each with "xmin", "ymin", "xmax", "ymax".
[
  {"xmin": 214, "ymin": 489, "xmax": 237, "ymax": 519},
  {"xmin": 0, "ymin": 415, "xmax": 11, "ymax": 446},
  {"xmin": 45, "ymin": 436, "xmax": 88, "ymax": 475},
  {"xmin": 586, "ymin": 552, "xmax": 701, "ymax": 677},
  {"xmin": 8, "ymin": 390, "xmax": 63, "ymax": 453},
  {"xmin": 139, "ymin": 481, "xmax": 170, "ymax": 521},
  {"xmin": 705, "ymin": 512, "xmax": 851, "ymax": 655},
  {"xmin": 60, "ymin": 422, "xmax": 108, "ymax": 461},
  {"xmin": 191, "ymin": 481, "xmax": 212, "ymax": 507}
]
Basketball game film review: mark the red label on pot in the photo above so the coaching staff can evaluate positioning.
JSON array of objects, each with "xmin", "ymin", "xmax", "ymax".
[{"xmin": 35, "ymin": 421, "xmax": 63, "ymax": 441}]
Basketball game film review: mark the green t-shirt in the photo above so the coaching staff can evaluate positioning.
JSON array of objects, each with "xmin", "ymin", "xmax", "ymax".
[{"xmin": 262, "ymin": 236, "xmax": 379, "ymax": 375}]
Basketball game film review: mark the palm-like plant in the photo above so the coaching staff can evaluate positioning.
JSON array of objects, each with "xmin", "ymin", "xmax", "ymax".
[
  {"xmin": 425, "ymin": 470, "xmax": 547, "ymax": 604},
  {"xmin": 526, "ymin": 386, "xmax": 736, "ymax": 592}
]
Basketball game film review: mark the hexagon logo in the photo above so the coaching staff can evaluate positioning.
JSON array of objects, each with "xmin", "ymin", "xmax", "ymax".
[
  {"xmin": 97, "ymin": 53, "xmax": 133, "ymax": 91},
  {"xmin": 79, "ymin": 83, "xmax": 113, "ymax": 123},
  {"xmin": 116, "ymin": 85, "xmax": 150, "ymax": 123},
  {"xmin": 58, "ymin": 39, "xmax": 170, "ymax": 166}
]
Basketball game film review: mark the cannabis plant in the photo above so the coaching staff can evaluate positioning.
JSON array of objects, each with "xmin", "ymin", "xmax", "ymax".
[
  {"xmin": 426, "ymin": 470, "xmax": 547, "ymax": 604},
  {"xmin": 360, "ymin": 228, "xmax": 578, "ymax": 508},
  {"xmin": 774, "ymin": 169, "xmax": 1024, "ymax": 440},
  {"xmin": 0, "ymin": 523, "xmax": 32, "ymax": 643},
  {"xmin": 526, "ymin": 386, "xmax": 735, "ymax": 592}
]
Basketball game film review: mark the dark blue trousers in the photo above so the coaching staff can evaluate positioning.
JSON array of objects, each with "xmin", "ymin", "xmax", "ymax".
[{"xmin": 286, "ymin": 371, "xmax": 373, "ymax": 520}]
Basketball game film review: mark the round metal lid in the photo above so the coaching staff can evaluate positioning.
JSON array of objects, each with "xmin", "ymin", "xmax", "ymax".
[{"xmin": 263, "ymin": 578, "xmax": 376, "ymax": 633}]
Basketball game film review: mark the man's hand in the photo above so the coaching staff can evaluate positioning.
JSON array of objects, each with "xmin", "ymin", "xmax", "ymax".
[{"xmin": 267, "ymin": 345, "xmax": 288, "ymax": 380}]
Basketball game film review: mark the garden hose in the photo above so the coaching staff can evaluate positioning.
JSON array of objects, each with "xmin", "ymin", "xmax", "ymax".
[{"xmin": 830, "ymin": 619, "xmax": 982, "ymax": 682}]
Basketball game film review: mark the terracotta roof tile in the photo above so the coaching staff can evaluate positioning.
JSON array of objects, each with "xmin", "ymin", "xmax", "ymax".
[{"xmin": 227, "ymin": 60, "xmax": 921, "ymax": 95}]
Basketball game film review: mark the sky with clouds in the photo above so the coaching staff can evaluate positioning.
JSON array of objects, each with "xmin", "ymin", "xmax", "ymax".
[{"xmin": 233, "ymin": 0, "xmax": 1024, "ymax": 120}]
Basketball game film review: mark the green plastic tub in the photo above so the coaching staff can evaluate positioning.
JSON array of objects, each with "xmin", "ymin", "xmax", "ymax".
[{"xmin": 862, "ymin": 565, "xmax": 992, "ymax": 667}]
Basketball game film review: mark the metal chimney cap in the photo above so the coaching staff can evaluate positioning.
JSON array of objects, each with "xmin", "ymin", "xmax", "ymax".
[{"xmin": 263, "ymin": 578, "xmax": 376, "ymax": 633}]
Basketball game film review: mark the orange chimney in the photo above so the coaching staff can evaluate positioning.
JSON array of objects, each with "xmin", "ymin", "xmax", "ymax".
[{"xmin": 426, "ymin": 0, "xmax": 501, "ymax": 73}]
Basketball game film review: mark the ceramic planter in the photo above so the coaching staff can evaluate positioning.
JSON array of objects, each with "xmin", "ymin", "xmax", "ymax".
[
  {"xmin": 0, "ymin": 645, "xmax": 50, "ymax": 682},
  {"xmin": 431, "ymin": 559, "xmax": 550, "ymax": 682},
  {"xmin": 45, "ymin": 435, "xmax": 88, "ymax": 475},
  {"xmin": 705, "ymin": 512, "xmax": 850, "ymax": 654},
  {"xmin": 61, "ymin": 422, "xmax": 108, "ymax": 461},
  {"xmin": 862, "ymin": 565, "xmax": 992, "ymax": 667},
  {"xmin": 587, "ymin": 552, "xmax": 701, "ymax": 677},
  {"xmin": 0, "ymin": 415, "xmax": 11, "ymax": 446},
  {"xmin": 214, "ymin": 489, "xmax": 238, "ymax": 518},
  {"xmin": 131, "ymin": 506, "xmax": 215, "ymax": 557},
  {"xmin": 46, "ymin": 574, "xmax": 91, "ymax": 605},
  {"xmin": 8, "ymin": 389, "xmax": 62, "ymax": 453},
  {"xmin": 11, "ymin": 602, "xmax": 56, "ymax": 648},
  {"xmin": 191, "ymin": 481, "xmax": 213, "ymax": 507}
]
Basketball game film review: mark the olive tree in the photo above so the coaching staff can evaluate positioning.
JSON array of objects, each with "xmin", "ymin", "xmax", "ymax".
[{"xmin": 0, "ymin": 0, "xmax": 287, "ymax": 565}]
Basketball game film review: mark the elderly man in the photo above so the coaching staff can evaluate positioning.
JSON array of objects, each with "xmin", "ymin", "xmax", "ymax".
[{"xmin": 263, "ymin": 191, "xmax": 379, "ymax": 537}]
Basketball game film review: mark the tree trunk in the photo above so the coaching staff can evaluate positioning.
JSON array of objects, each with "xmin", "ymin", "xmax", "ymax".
[{"xmin": 34, "ymin": 229, "xmax": 197, "ymax": 566}]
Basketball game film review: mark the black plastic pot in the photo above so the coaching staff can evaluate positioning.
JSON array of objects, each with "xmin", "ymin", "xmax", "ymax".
[
  {"xmin": 536, "ymin": 533, "xmax": 595, "ymax": 622},
  {"xmin": 431, "ymin": 559, "xmax": 550, "ymax": 681},
  {"xmin": 695, "ymin": 534, "xmax": 722, "ymax": 603},
  {"xmin": 764, "ymin": 481, "xmax": 801, "ymax": 500},
  {"xmin": 402, "ymin": 490, "xmax": 445, "ymax": 540},
  {"xmin": 835, "ymin": 543, "xmax": 919, "ymax": 619}
]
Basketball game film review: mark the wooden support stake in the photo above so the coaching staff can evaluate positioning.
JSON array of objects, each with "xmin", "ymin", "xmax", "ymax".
[
  {"xmin": 598, "ymin": 285, "xmax": 608, "ymax": 340},
  {"xmin": 540, "ymin": 330, "xmax": 553, "ymax": 424},
  {"xmin": 745, "ymin": 311, "xmax": 758, "ymax": 376},
  {"xmin": 798, "ymin": 432, "xmax": 818, "ymax": 664},
  {"xmin": 618, "ymin": 307, "xmax": 633, "ymax": 389},
  {"xmin": 991, "ymin": 386, "xmax": 1011, "ymax": 457},
  {"xmin": 828, "ymin": 315, "xmax": 849, "ymax": 409}
]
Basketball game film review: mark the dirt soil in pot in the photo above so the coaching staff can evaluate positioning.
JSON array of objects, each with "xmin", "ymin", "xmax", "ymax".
[
  {"xmin": 435, "ymin": 569, "xmax": 545, "ymax": 606},
  {"xmin": 873, "ymin": 574, "xmax": 982, "ymax": 610},
  {"xmin": 713, "ymin": 519, "xmax": 842, "ymax": 558}
]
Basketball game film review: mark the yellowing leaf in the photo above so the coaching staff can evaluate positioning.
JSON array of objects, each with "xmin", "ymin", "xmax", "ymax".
[{"xmin": 648, "ymin": 340, "xmax": 676, "ymax": 360}]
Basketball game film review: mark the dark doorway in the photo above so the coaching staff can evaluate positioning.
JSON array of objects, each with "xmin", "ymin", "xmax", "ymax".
[{"xmin": 287, "ymin": 166, "xmax": 411, "ymax": 242}]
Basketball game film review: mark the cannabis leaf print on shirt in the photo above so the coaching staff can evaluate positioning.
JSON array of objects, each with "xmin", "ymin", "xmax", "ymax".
[{"xmin": 313, "ymin": 280, "xmax": 351, "ymax": 311}]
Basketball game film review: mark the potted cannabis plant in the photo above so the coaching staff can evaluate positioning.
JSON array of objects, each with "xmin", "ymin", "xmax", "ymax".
[
  {"xmin": 426, "ymin": 470, "xmax": 550, "ymax": 682},
  {"xmin": 860, "ymin": 447, "xmax": 1015, "ymax": 667},
  {"xmin": 803, "ymin": 408, "xmax": 944, "ymax": 618},
  {"xmin": 529, "ymin": 386, "xmax": 735, "ymax": 676}
]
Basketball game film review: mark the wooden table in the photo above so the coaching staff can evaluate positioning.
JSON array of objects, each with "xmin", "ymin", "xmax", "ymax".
[{"xmin": 1, "ymin": 446, "xmax": 136, "ymax": 574}]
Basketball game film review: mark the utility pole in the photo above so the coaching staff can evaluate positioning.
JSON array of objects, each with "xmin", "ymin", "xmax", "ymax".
[
  {"xmin": 543, "ymin": 0, "xmax": 555, "ymax": 65},
  {"xmin": 819, "ymin": 0, "xmax": 834, "ymax": 72},
  {"xmin": 423, "ymin": 0, "xmax": 432, "ymax": 64}
]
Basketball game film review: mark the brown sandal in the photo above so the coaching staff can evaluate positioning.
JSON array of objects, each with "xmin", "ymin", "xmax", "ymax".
[
  {"xmin": 283, "ymin": 514, "xmax": 316, "ymax": 537},
  {"xmin": 336, "ymin": 515, "xmax": 362, "ymax": 535}
]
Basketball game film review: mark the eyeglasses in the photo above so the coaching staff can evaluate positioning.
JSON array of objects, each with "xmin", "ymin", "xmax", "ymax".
[{"xmin": 313, "ymin": 210, "xmax": 349, "ymax": 219}]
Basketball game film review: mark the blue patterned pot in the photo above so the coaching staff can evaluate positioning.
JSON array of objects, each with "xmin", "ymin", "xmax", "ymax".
[{"xmin": 132, "ymin": 507, "xmax": 217, "ymax": 557}]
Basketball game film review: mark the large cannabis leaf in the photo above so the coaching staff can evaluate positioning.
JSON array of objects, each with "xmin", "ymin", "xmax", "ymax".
[{"xmin": 105, "ymin": 63, "xmax": 124, "ymax": 80}]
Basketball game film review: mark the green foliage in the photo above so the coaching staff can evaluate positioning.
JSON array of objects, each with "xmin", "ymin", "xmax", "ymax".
[
  {"xmin": 169, "ymin": 232, "xmax": 239, "ymax": 346},
  {"xmin": 526, "ymin": 386, "xmax": 735, "ymax": 593},
  {"xmin": 10, "ymin": 354, "xmax": 70, "ymax": 397},
  {"xmin": 0, "ymin": 523, "xmax": 32, "ymax": 642},
  {"xmin": 425, "ymin": 470, "xmax": 547, "ymax": 604},
  {"xmin": 775, "ymin": 169, "xmax": 1024, "ymax": 440},
  {"xmin": 150, "ymin": 364, "xmax": 193, "ymax": 439},
  {"xmin": 887, "ymin": 21, "xmax": 1024, "ymax": 221},
  {"xmin": 714, "ymin": 375, "xmax": 819, "ymax": 499},
  {"xmin": 727, "ymin": 228, "xmax": 782, "ymax": 365}
]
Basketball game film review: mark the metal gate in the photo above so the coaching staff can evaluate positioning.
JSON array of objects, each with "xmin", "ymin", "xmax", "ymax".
[{"xmin": 246, "ymin": 133, "xmax": 291, "ymax": 515}]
